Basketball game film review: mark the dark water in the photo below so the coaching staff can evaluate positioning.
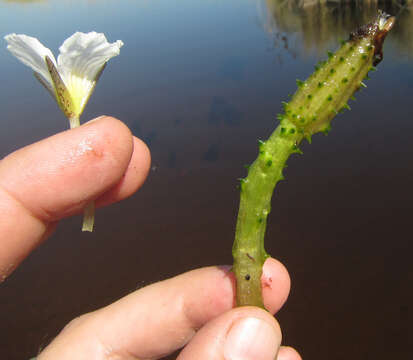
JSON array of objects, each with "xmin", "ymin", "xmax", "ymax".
[{"xmin": 0, "ymin": 0, "xmax": 411, "ymax": 359}]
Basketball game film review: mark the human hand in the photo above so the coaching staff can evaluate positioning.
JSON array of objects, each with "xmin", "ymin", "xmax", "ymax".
[{"xmin": 0, "ymin": 116, "xmax": 301, "ymax": 359}]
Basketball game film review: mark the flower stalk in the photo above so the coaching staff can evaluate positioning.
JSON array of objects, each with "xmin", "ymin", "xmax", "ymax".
[
  {"xmin": 232, "ymin": 11, "xmax": 395, "ymax": 307},
  {"xmin": 68, "ymin": 114, "xmax": 93, "ymax": 231},
  {"xmin": 82, "ymin": 201, "xmax": 95, "ymax": 232},
  {"xmin": 69, "ymin": 115, "xmax": 80, "ymax": 129}
]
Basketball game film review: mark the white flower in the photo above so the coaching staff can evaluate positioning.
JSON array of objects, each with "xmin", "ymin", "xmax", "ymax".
[{"xmin": 5, "ymin": 32, "xmax": 124, "ymax": 126}]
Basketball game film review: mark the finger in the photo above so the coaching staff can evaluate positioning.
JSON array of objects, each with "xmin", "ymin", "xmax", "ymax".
[
  {"xmin": 95, "ymin": 136, "xmax": 150, "ymax": 207},
  {"xmin": 0, "ymin": 116, "xmax": 150, "ymax": 280},
  {"xmin": 277, "ymin": 346, "xmax": 303, "ymax": 360},
  {"xmin": 177, "ymin": 306, "xmax": 281, "ymax": 360},
  {"xmin": 261, "ymin": 257, "xmax": 290, "ymax": 313},
  {"xmin": 37, "ymin": 259, "xmax": 290, "ymax": 359}
]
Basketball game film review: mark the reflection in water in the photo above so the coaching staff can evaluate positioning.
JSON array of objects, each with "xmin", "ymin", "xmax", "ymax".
[
  {"xmin": 2, "ymin": 0, "xmax": 45, "ymax": 3},
  {"xmin": 218, "ymin": 56, "xmax": 246, "ymax": 81},
  {"xmin": 264, "ymin": 0, "xmax": 413, "ymax": 56},
  {"xmin": 202, "ymin": 144, "xmax": 220, "ymax": 162},
  {"xmin": 208, "ymin": 96, "xmax": 242, "ymax": 127},
  {"xmin": 0, "ymin": 1, "xmax": 410, "ymax": 359}
]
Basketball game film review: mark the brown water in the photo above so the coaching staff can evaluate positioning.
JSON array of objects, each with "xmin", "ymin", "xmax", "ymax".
[{"xmin": 0, "ymin": 0, "xmax": 411, "ymax": 359}]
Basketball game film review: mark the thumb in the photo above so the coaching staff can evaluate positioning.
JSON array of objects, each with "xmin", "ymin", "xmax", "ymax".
[{"xmin": 177, "ymin": 306, "xmax": 281, "ymax": 360}]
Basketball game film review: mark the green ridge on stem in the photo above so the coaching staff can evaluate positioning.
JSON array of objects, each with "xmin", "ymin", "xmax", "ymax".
[{"xmin": 232, "ymin": 11, "xmax": 395, "ymax": 307}]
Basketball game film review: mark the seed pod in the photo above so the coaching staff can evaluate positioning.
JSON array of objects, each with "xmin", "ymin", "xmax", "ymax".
[{"xmin": 284, "ymin": 10, "xmax": 395, "ymax": 140}]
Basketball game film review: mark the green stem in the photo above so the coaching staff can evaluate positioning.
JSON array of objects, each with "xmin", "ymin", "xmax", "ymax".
[
  {"xmin": 69, "ymin": 115, "xmax": 95, "ymax": 232},
  {"xmin": 233, "ymin": 123, "xmax": 303, "ymax": 307},
  {"xmin": 232, "ymin": 11, "xmax": 394, "ymax": 307}
]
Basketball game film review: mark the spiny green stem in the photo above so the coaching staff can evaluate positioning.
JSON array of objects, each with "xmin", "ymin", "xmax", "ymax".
[
  {"xmin": 233, "ymin": 125, "xmax": 303, "ymax": 307},
  {"xmin": 232, "ymin": 11, "xmax": 394, "ymax": 308}
]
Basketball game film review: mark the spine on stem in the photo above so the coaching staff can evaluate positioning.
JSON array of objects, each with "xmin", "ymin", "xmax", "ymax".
[{"xmin": 232, "ymin": 11, "xmax": 395, "ymax": 307}]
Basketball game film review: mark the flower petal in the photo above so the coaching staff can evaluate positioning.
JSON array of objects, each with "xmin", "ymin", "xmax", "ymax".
[
  {"xmin": 4, "ymin": 33, "xmax": 57, "ymax": 95},
  {"xmin": 56, "ymin": 32, "xmax": 123, "ymax": 116},
  {"xmin": 57, "ymin": 31, "xmax": 123, "ymax": 80}
]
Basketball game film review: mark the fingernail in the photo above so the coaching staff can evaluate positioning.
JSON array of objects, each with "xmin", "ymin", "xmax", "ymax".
[{"xmin": 224, "ymin": 317, "xmax": 280, "ymax": 360}]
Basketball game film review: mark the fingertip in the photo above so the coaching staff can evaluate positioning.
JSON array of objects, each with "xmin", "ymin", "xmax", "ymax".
[
  {"xmin": 178, "ymin": 306, "xmax": 282, "ymax": 360},
  {"xmin": 223, "ymin": 307, "xmax": 281, "ymax": 360},
  {"xmin": 96, "ymin": 135, "xmax": 151, "ymax": 206},
  {"xmin": 262, "ymin": 258, "xmax": 291, "ymax": 314},
  {"xmin": 83, "ymin": 115, "xmax": 134, "ymax": 166},
  {"xmin": 130, "ymin": 136, "xmax": 151, "ymax": 190},
  {"xmin": 0, "ymin": 115, "xmax": 136, "ymax": 221},
  {"xmin": 277, "ymin": 346, "xmax": 303, "ymax": 360}
]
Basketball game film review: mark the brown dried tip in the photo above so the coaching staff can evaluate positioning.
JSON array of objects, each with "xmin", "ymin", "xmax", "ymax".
[{"xmin": 350, "ymin": 10, "xmax": 396, "ymax": 66}]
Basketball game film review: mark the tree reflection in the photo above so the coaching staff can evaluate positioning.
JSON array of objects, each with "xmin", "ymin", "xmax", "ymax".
[{"xmin": 264, "ymin": 0, "xmax": 413, "ymax": 56}]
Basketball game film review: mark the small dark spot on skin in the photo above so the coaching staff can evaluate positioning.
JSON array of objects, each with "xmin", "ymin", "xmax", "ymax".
[
  {"xmin": 92, "ymin": 149, "xmax": 104, "ymax": 158},
  {"xmin": 245, "ymin": 274, "xmax": 251, "ymax": 281},
  {"xmin": 262, "ymin": 275, "xmax": 273, "ymax": 289}
]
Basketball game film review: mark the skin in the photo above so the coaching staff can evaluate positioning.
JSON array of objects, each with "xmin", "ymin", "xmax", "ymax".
[{"xmin": 0, "ymin": 116, "xmax": 301, "ymax": 360}]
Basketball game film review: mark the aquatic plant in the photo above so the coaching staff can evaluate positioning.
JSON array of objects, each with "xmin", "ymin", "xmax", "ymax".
[
  {"xmin": 232, "ymin": 11, "xmax": 395, "ymax": 307},
  {"xmin": 4, "ymin": 32, "xmax": 123, "ymax": 232}
]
